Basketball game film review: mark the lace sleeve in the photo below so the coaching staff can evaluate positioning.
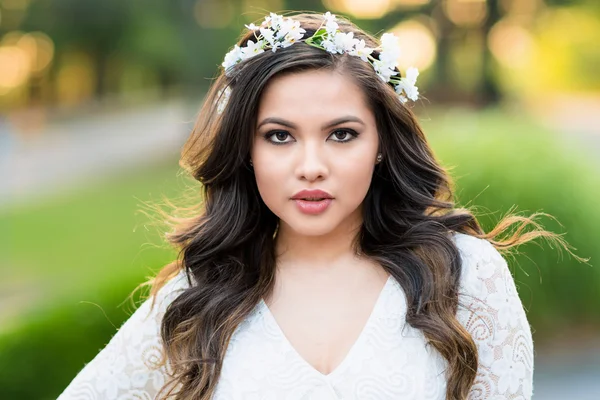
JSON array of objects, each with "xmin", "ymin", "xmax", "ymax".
[
  {"xmin": 57, "ymin": 271, "xmax": 190, "ymax": 400},
  {"xmin": 454, "ymin": 234, "xmax": 534, "ymax": 400}
]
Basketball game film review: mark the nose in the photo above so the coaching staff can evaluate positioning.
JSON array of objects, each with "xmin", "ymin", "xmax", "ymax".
[{"xmin": 295, "ymin": 140, "xmax": 329, "ymax": 182}]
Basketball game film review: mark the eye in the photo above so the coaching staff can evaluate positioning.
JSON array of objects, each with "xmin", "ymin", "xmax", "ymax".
[
  {"xmin": 328, "ymin": 128, "xmax": 358, "ymax": 143},
  {"xmin": 264, "ymin": 130, "xmax": 294, "ymax": 145},
  {"xmin": 263, "ymin": 128, "xmax": 359, "ymax": 145}
]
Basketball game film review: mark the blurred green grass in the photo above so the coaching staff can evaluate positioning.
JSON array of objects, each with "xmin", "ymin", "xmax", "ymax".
[
  {"xmin": 0, "ymin": 159, "xmax": 186, "ymax": 334},
  {"xmin": 0, "ymin": 107, "xmax": 598, "ymax": 399}
]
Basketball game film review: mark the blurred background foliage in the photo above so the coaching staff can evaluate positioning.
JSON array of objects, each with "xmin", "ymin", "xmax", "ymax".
[
  {"xmin": 0, "ymin": 0, "xmax": 599, "ymax": 110},
  {"xmin": 1, "ymin": 0, "xmax": 599, "ymax": 399}
]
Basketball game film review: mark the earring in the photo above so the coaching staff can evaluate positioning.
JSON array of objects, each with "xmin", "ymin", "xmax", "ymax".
[
  {"xmin": 376, "ymin": 153, "xmax": 383, "ymax": 164},
  {"xmin": 249, "ymin": 159, "xmax": 253, "ymax": 166}
]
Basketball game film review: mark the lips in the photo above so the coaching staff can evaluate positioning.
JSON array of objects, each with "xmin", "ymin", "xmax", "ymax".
[{"xmin": 291, "ymin": 189, "xmax": 334, "ymax": 201}]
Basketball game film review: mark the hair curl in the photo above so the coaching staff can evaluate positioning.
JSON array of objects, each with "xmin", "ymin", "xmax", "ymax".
[{"xmin": 140, "ymin": 12, "xmax": 580, "ymax": 400}]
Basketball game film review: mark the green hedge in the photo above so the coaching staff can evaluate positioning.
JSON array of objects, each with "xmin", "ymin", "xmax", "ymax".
[
  {"xmin": 1, "ymin": 109, "xmax": 598, "ymax": 399},
  {"xmin": 0, "ymin": 160, "xmax": 182, "ymax": 399},
  {"xmin": 0, "ymin": 278, "xmax": 146, "ymax": 400},
  {"xmin": 423, "ymin": 108, "xmax": 600, "ymax": 332}
]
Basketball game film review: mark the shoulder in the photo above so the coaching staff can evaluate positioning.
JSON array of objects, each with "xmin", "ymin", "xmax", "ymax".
[
  {"xmin": 139, "ymin": 269, "xmax": 192, "ymax": 323},
  {"xmin": 153, "ymin": 269, "xmax": 192, "ymax": 307},
  {"xmin": 451, "ymin": 231, "xmax": 509, "ymax": 296},
  {"xmin": 450, "ymin": 231, "xmax": 530, "ymax": 340},
  {"xmin": 451, "ymin": 231, "xmax": 500, "ymax": 262},
  {"xmin": 450, "ymin": 233, "xmax": 534, "ymax": 398},
  {"xmin": 56, "ymin": 269, "xmax": 193, "ymax": 400}
]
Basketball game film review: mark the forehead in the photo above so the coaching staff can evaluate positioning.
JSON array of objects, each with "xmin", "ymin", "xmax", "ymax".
[{"xmin": 257, "ymin": 69, "xmax": 372, "ymax": 122}]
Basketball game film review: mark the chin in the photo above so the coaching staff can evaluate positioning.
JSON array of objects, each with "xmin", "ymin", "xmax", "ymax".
[
  {"xmin": 280, "ymin": 213, "xmax": 344, "ymax": 237},
  {"xmin": 289, "ymin": 224, "xmax": 336, "ymax": 237}
]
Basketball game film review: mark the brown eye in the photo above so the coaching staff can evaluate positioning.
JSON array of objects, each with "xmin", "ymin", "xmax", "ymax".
[
  {"xmin": 264, "ymin": 130, "xmax": 293, "ymax": 145},
  {"xmin": 275, "ymin": 132, "xmax": 288, "ymax": 141},
  {"xmin": 329, "ymin": 129, "xmax": 358, "ymax": 143}
]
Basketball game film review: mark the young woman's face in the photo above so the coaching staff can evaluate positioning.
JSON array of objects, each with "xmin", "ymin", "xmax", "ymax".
[{"xmin": 251, "ymin": 69, "xmax": 380, "ymax": 237}]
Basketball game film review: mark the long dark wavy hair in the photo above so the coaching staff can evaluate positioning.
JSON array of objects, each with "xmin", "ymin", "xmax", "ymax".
[{"xmin": 143, "ymin": 12, "xmax": 578, "ymax": 400}]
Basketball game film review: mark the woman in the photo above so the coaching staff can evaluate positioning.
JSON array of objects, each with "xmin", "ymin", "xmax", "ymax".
[{"xmin": 58, "ymin": 11, "xmax": 571, "ymax": 400}]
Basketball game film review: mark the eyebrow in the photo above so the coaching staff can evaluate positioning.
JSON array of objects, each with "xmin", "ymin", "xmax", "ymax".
[{"xmin": 256, "ymin": 116, "xmax": 366, "ymax": 130}]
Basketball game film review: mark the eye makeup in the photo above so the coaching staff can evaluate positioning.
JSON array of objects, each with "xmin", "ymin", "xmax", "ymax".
[{"xmin": 262, "ymin": 128, "xmax": 360, "ymax": 146}]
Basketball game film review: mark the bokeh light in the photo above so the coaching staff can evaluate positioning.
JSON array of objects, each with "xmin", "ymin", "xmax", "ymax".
[
  {"xmin": 0, "ymin": 45, "xmax": 29, "ymax": 89},
  {"xmin": 488, "ymin": 19, "xmax": 534, "ymax": 69},
  {"xmin": 500, "ymin": 0, "xmax": 542, "ymax": 16},
  {"xmin": 444, "ymin": 0, "xmax": 488, "ymax": 28},
  {"xmin": 390, "ymin": 19, "xmax": 437, "ymax": 71},
  {"xmin": 55, "ymin": 51, "xmax": 96, "ymax": 106},
  {"xmin": 17, "ymin": 32, "xmax": 55, "ymax": 75},
  {"xmin": 0, "ymin": 30, "xmax": 55, "ymax": 95},
  {"xmin": 323, "ymin": 0, "xmax": 392, "ymax": 19},
  {"xmin": 394, "ymin": 0, "xmax": 431, "ymax": 6}
]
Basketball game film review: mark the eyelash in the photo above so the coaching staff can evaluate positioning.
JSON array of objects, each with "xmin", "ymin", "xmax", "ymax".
[{"xmin": 263, "ymin": 128, "xmax": 359, "ymax": 146}]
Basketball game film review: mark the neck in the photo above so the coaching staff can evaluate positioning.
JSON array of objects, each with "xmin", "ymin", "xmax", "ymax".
[{"xmin": 274, "ymin": 213, "xmax": 364, "ymax": 273}]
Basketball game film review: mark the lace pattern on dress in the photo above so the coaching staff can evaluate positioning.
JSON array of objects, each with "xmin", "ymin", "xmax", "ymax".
[{"xmin": 57, "ymin": 233, "xmax": 533, "ymax": 400}]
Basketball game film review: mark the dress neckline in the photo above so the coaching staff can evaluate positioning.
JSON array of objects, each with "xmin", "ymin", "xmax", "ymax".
[{"xmin": 258, "ymin": 274, "xmax": 394, "ymax": 380}]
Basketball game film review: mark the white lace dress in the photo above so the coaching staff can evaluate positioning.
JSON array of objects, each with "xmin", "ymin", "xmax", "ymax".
[{"xmin": 57, "ymin": 232, "xmax": 534, "ymax": 399}]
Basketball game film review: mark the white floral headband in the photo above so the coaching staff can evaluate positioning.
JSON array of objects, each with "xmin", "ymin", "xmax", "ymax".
[{"xmin": 217, "ymin": 12, "xmax": 419, "ymax": 113}]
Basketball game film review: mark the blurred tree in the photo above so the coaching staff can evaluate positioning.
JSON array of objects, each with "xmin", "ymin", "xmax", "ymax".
[
  {"xmin": 480, "ymin": 0, "xmax": 501, "ymax": 105},
  {"xmin": 6, "ymin": 0, "xmax": 600, "ymax": 108},
  {"xmin": 118, "ymin": 1, "xmax": 185, "ymax": 96},
  {"xmin": 23, "ymin": 0, "xmax": 131, "ymax": 98}
]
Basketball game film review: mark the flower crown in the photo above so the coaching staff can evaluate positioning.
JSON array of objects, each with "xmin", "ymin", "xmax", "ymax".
[{"xmin": 217, "ymin": 12, "xmax": 419, "ymax": 113}]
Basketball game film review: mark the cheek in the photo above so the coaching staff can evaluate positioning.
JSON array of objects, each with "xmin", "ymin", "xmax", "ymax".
[
  {"xmin": 254, "ymin": 168, "xmax": 284, "ymax": 202},
  {"xmin": 338, "ymin": 153, "xmax": 376, "ymax": 204},
  {"xmin": 251, "ymin": 146, "xmax": 289, "ymax": 212}
]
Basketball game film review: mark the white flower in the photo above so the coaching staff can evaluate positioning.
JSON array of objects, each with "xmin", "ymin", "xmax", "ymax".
[
  {"xmin": 324, "ymin": 11, "xmax": 338, "ymax": 36},
  {"xmin": 333, "ymin": 31, "xmax": 358, "ymax": 54},
  {"xmin": 326, "ymin": 20, "xmax": 339, "ymax": 37},
  {"xmin": 379, "ymin": 32, "xmax": 401, "ymax": 66},
  {"xmin": 321, "ymin": 38, "xmax": 337, "ymax": 53},
  {"xmin": 217, "ymin": 87, "xmax": 231, "ymax": 114},
  {"xmin": 395, "ymin": 80, "xmax": 419, "ymax": 102},
  {"xmin": 276, "ymin": 18, "xmax": 299, "ymax": 40},
  {"xmin": 240, "ymin": 39, "xmax": 265, "ymax": 59},
  {"xmin": 281, "ymin": 20, "xmax": 305, "ymax": 46},
  {"xmin": 491, "ymin": 346, "xmax": 527, "ymax": 393},
  {"xmin": 395, "ymin": 67, "xmax": 420, "ymax": 102},
  {"xmin": 222, "ymin": 45, "xmax": 243, "ymax": 72},
  {"xmin": 404, "ymin": 66, "xmax": 419, "ymax": 85},
  {"xmin": 349, "ymin": 39, "xmax": 373, "ymax": 62},
  {"xmin": 260, "ymin": 27, "xmax": 276, "ymax": 46},
  {"xmin": 283, "ymin": 32, "xmax": 302, "ymax": 47},
  {"xmin": 324, "ymin": 11, "xmax": 335, "ymax": 22},
  {"xmin": 220, "ymin": 12, "xmax": 421, "ymax": 104},
  {"xmin": 380, "ymin": 32, "xmax": 398, "ymax": 49},
  {"xmin": 266, "ymin": 12, "xmax": 283, "ymax": 30},
  {"xmin": 275, "ymin": 23, "xmax": 289, "ymax": 40},
  {"xmin": 373, "ymin": 59, "xmax": 397, "ymax": 82}
]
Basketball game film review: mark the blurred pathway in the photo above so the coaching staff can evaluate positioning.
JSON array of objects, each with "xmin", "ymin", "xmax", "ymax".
[
  {"xmin": 2, "ymin": 99, "xmax": 599, "ymax": 397},
  {"xmin": 533, "ymin": 343, "xmax": 600, "ymax": 399},
  {"xmin": 0, "ymin": 100, "xmax": 192, "ymax": 210},
  {"xmin": 529, "ymin": 94, "xmax": 600, "ymax": 160}
]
